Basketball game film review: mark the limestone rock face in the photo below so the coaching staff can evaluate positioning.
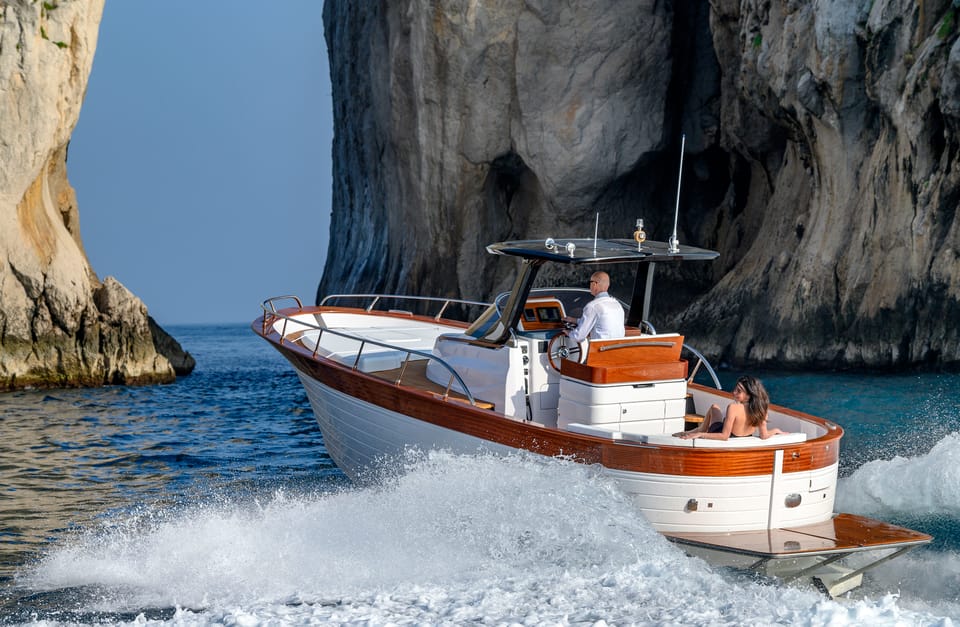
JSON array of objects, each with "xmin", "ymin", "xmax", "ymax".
[
  {"xmin": 0, "ymin": 0, "xmax": 194, "ymax": 390},
  {"xmin": 321, "ymin": 0, "xmax": 675, "ymax": 300},
  {"xmin": 686, "ymin": 0, "xmax": 960, "ymax": 369},
  {"xmin": 321, "ymin": 0, "xmax": 960, "ymax": 370}
]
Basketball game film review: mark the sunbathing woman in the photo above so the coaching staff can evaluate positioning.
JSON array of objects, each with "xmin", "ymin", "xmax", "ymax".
[{"xmin": 674, "ymin": 376, "xmax": 788, "ymax": 441}]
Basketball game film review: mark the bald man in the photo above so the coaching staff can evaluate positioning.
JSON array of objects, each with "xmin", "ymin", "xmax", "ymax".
[{"xmin": 564, "ymin": 271, "xmax": 625, "ymax": 342}]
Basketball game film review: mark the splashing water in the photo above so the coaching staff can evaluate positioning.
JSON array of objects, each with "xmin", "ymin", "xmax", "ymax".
[
  {"xmin": 838, "ymin": 433, "xmax": 960, "ymax": 519},
  {"xmin": 4, "ymin": 327, "xmax": 960, "ymax": 624},
  {"xmin": 14, "ymin": 452, "xmax": 960, "ymax": 625}
]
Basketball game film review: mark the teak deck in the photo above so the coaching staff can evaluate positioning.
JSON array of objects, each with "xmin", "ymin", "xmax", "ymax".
[
  {"xmin": 664, "ymin": 513, "xmax": 932, "ymax": 558},
  {"xmin": 371, "ymin": 359, "xmax": 496, "ymax": 410}
]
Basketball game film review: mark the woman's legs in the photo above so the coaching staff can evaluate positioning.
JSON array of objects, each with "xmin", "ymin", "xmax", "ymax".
[
  {"xmin": 700, "ymin": 404, "xmax": 723, "ymax": 432},
  {"xmin": 675, "ymin": 403, "xmax": 723, "ymax": 438}
]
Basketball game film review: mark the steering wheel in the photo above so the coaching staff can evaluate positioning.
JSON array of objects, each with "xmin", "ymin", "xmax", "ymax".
[{"xmin": 547, "ymin": 333, "xmax": 585, "ymax": 372}]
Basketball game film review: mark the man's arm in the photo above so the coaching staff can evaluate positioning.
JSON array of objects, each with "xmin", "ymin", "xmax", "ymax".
[{"xmin": 567, "ymin": 302, "xmax": 598, "ymax": 342}]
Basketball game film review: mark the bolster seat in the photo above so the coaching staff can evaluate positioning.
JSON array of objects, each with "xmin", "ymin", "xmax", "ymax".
[{"xmin": 561, "ymin": 334, "xmax": 687, "ymax": 384}]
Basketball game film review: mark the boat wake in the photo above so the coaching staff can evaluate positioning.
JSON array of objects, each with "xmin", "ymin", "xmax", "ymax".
[
  {"xmin": 834, "ymin": 433, "xmax": 960, "ymax": 614},
  {"xmin": 838, "ymin": 432, "xmax": 960, "ymax": 518},
  {"xmin": 13, "ymin": 452, "xmax": 959, "ymax": 625}
]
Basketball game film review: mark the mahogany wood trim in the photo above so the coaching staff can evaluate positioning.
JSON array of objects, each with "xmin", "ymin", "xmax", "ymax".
[
  {"xmin": 585, "ymin": 335, "xmax": 684, "ymax": 365},
  {"xmin": 517, "ymin": 298, "xmax": 566, "ymax": 332},
  {"xmin": 561, "ymin": 359, "xmax": 688, "ymax": 384}
]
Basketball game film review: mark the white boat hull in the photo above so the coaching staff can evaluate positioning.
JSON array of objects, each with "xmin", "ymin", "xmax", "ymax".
[
  {"xmin": 295, "ymin": 369, "xmax": 515, "ymax": 480},
  {"xmin": 296, "ymin": 366, "xmax": 836, "ymax": 533}
]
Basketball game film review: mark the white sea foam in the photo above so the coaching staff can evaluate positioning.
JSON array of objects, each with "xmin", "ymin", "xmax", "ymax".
[
  {"xmin": 20, "ymin": 452, "xmax": 959, "ymax": 625},
  {"xmin": 838, "ymin": 432, "xmax": 960, "ymax": 517},
  {"xmin": 858, "ymin": 549, "xmax": 960, "ymax": 619}
]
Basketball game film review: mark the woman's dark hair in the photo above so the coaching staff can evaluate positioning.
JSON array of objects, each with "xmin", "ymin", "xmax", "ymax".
[{"xmin": 737, "ymin": 376, "xmax": 769, "ymax": 427}]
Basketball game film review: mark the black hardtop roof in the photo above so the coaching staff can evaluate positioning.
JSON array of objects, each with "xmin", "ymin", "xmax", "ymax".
[{"xmin": 487, "ymin": 238, "xmax": 719, "ymax": 264}]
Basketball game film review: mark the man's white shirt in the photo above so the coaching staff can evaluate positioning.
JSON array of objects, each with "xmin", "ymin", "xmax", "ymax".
[{"xmin": 568, "ymin": 292, "xmax": 625, "ymax": 342}]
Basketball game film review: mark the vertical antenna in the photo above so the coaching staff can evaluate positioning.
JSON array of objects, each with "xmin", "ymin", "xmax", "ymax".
[
  {"xmin": 593, "ymin": 212, "xmax": 599, "ymax": 253},
  {"xmin": 669, "ymin": 134, "xmax": 686, "ymax": 253}
]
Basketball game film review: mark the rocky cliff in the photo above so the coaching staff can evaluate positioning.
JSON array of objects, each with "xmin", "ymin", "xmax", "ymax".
[
  {"xmin": 0, "ymin": 0, "xmax": 194, "ymax": 390},
  {"xmin": 321, "ymin": 0, "xmax": 960, "ymax": 370}
]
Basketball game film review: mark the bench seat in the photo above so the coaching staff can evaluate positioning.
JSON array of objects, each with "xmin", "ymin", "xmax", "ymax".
[
  {"xmin": 565, "ymin": 423, "xmax": 808, "ymax": 448},
  {"xmin": 688, "ymin": 432, "xmax": 808, "ymax": 447},
  {"xmin": 300, "ymin": 328, "xmax": 435, "ymax": 372}
]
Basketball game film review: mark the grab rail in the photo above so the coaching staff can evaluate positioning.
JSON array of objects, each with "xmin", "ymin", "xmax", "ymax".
[
  {"xmin": 597, "ymin": 341, "xmax": 676, "ymax": 351},
  {"xmin": 263, "ymin": 295, "xmax": 303, "ymax": 313},
  {"xmin": 259, "ymin": 296, "xmax": 485, "ymax": 407}
]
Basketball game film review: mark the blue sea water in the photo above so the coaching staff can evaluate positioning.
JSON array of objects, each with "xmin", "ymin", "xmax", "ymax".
[{"xmin": 0, "ymin": 323, "xmax": 959, "ymax": 625}]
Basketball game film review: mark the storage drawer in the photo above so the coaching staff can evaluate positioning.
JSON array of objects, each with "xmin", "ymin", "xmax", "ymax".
[
  {"xmin": 557, "ymin": 398, "xmax": 621, "ymax": 427},
  {"xmin": 620, "ymin": 400, "xmax": 666, "ymax": 421}
]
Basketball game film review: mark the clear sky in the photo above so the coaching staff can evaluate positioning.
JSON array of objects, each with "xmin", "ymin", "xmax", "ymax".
[{"xmin": 70, "ymin": 1, "xmax": 332, "ymax": 326}]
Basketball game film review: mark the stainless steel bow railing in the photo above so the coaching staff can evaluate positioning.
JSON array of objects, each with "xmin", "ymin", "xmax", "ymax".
[
  {"xmin": 260, "ymin": 294, "xmax": 493, "ymax": 407},
  {"xmin": 318, "ymin": 293, "xmax": 491, "ymax": 320}
]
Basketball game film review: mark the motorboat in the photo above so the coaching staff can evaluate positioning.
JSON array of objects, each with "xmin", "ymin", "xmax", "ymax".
[{"xmin": 254, "ymin": 231, "xmax": 931, "ymax": 597}]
